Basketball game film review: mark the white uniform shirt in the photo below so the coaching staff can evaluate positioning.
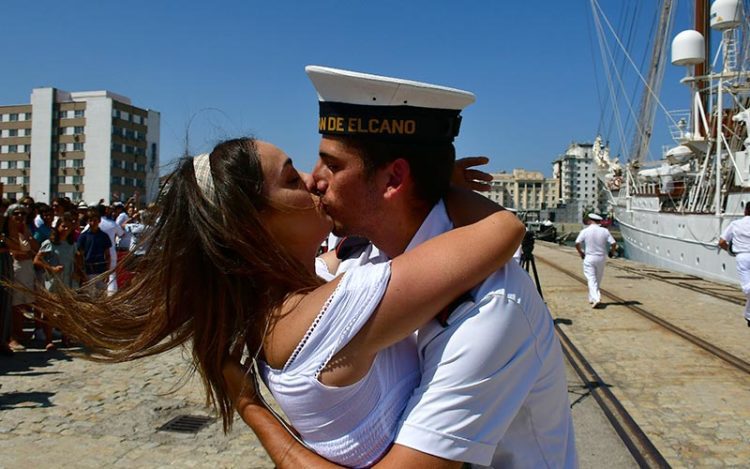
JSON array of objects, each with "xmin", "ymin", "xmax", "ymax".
[
  {"xmin": 721, "ymin": 216, "xmax": 750, "ymax": 254},
  {"xmin": 575, "ymin": 224, "xmax": 615, "ymax": 258},
  {"xmin": 115, "ymin": 212, "xmax": 130, "ymax": 249},
  {"xmin": 325, "ymin": 202, "xmax": 577, "ymax": 468}
]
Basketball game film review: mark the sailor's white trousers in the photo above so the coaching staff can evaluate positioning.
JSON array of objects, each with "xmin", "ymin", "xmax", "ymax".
[
  {"xmin": 582, "ymin": 255, "xmax": 606, "ymax": 304},
  {"xmin": 735, "ymin": 253, "xmax": 750, "ymax": 320}
]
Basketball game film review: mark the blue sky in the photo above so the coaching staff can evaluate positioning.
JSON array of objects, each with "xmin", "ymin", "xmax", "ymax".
[{"xmin": 4, "ymin": 1, "xmax": 698, "ymax": 176}]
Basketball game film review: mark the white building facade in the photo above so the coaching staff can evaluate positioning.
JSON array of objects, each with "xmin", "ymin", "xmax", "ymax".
[
  {"xmin": 552, "ymin": 141, "xmax": 608, "ymax": 220},
  {"xmin": 0, "ymin": 87, "xmax": 160, "ymax": 204},
  {"xmin": 484, "ymin": 169, "xmax": 559, "ymax": 211}
]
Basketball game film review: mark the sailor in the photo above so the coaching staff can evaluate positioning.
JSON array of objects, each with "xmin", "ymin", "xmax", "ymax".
[
  {"xmin": 575, "ymin": 213, "xmax": 617, "ymax": 308},
  {"xmin": 232, "ymin": 65, "xmax": 577, "ymax": 468},
  {"xmin": 718, "ymin": 202, "xmax": 750, "ymax": 327}
]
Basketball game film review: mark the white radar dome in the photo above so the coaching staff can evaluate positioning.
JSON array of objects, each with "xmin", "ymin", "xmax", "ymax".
[
  {"xmin": 671, "ymin": 30, "xmax": 705, "ymax": 65},
  {"xmin": 711, "ymin": 0, "xmax": 742, "ymax": 30}
]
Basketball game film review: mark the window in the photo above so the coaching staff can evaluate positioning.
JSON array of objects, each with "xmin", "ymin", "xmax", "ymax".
[
  {"xmin": 23, "ymin": 128, "xmax": 31, "ymax": 136},
  {"xmin": 8, "ymin": 161, "xmax": 16, "ymax": 169},
  {"xmin": 72, "ymin": 176, "xmax": 82, "ymax": 184},
  {"xmin": 72, "ymin": 192, "xmax": 82, "ymax": 200},
  {"xmin": 22, "ymin": 177, "xmax": 29, "ymax": 184},
  {"xmin": 59, "ymin": 143, "xmax": 68, "ymax": 152},
  {"xmin": 113, "ymin": 109, "xmax": 120, "ymax": 119},
  {"xmin": 24, "ymin": 112, "xmax": 31, "ymax": 121},
  {"xmin": 73, "ymin": 159, "xmax": 83, "ymax": 168},
  {"xmin": 9, "ymin": 114, "xmax": 18, "ymax": 122},
  {"xmin": 58, "ymin": 110, "xmax": 68, "ymax": 119},
  {"xmin": 133, "ymin": 115, "xmax": 141, "ymax": 124},
  {"xmin": 51, "ymin": 160, "xmax": 59, "ymax": 169},
  {"xmin": 74, "ymin": 126, "xmax": 84, "ymax": 134},
  {"xmin": 73, "ymin": 142, "xmax": 84, "ymax": 151},
  {"xmin": 8, "ymin": 129, "xmax": 17, "ymax": 137},
  {"xmin": 8, "ymin": 145, "xmax": 17, "ymax": 153},
  {"xmin": 7, "ymin": 176, "xmax": 16, "ymax": 184},
  {"xmin": 74, "ymin": 109, "xmax": 84, "ymax": 118}
]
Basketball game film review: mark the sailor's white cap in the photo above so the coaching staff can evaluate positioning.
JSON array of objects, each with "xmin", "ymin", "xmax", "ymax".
[
  {"xmin": 305, "ymin": 65, "xmax": 475, "ymax": 143},
  {"xmin": 587, "ymin": 213, "xmax": 603, "ymax": 221}
]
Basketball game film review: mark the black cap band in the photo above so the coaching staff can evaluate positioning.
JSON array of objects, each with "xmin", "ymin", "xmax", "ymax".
[{"xmin": 318, "ymin": 102, "xmax": 462, "ymax": 143}]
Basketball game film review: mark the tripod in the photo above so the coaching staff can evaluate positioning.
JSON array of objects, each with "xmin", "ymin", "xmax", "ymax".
[{"xmin": 519, "ymin": 231, "xmax": 544, "ymax": 300}]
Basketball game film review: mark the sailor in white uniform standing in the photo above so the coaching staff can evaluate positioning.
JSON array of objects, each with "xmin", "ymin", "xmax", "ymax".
[
  {"xmin": 719, "ymin": 202, "xmax": 750, "ymax": 327},
  {"xmin": 575, "ymin": 213, "xmax": 616, "ymax": 308}
]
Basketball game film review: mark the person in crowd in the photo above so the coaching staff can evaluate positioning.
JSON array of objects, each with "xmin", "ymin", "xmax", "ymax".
[
  {"xmin": 33, "ymin": 204, "xmax": 53, "ymax": 244},
  {"xmin": 0, "ymin": 199, "xmax": 14, "ymax": 356},
  {"xmin": 6, "ymin": 203, "xmax": 39, "ymax": 350},
  {"xmin": 115, "ymin": 206, "xmax": 146, "ymax": 288},
  {"xmin": 224, "ymin": 66, "xmax": 576, "ymax": 469},
  {"xmin": 32, "ymin": 136, "xmax": 524, "ymax": 468},
  {"xmin": 74, "ymin": 202, "xmax": 88, "ymax": 240},
  {"xmin": 80, "ymin": 204, "xmax": 123, "ymax": 294},
  {"xmin": 76, "ymin": 209, "xmax": 112, "ymax": 295},
  {"xmin": 575, "ymin": 213, "xmax": 617, "ymax": 308},
  {"xmin": 51, "ymin": 197, "xmax": 66, "ymax": 225},
  {"xmin": 34, "ymin": 213, "xmax": 80, "ymax": 349},
  {"xmin": 719, "ymin": 202, "xmax": 750, "ymax": 327}
]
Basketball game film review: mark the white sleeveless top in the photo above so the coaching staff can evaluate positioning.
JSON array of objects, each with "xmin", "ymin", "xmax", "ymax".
[{"xmin": 259, "ymin": 261, "xmax": 420, "ymax": 468}]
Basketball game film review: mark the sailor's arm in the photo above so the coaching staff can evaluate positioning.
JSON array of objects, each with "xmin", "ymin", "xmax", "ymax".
[
  {"xmin": 575, "ymin": 242, "xmax": 585, "ymax": 259},
  {"xmin": 719, "ymin": 237, "xmax": 730, "ymax": 251}
]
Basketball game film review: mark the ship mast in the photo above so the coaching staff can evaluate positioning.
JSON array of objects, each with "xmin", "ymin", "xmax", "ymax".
[
  {"xmin": 694, "ymin": 0, "xmax": 709, "ymax": 136},
  {"xmin": 630, "ymin": 0, "xmax": 675, "ymax": 163}
]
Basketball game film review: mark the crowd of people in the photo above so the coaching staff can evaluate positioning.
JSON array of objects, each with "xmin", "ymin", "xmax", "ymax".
[{"xmin": 0, "ymin": 195, "xmax": 152, "ymax": 356}]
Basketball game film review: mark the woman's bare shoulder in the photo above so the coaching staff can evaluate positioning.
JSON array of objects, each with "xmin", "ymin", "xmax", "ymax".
[{"xmin": 263, "ymin": 275, "xmax": 344, "ymax": 369}]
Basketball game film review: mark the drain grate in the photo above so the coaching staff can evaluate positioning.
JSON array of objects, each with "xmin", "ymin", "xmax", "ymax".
[{"xmin": 158, "ymin": 414, "xmax": 214, "ymax": 433}]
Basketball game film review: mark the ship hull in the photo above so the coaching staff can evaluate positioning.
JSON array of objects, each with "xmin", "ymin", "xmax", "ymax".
[{"xmin": 613, "ymin": 194, "xmax": 741, "ymax": 285}]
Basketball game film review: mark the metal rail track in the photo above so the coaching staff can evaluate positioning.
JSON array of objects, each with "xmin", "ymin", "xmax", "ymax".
[
  {"xmin": 545, "ymin": 242, "xmax": 746, "ymax": 306},
  {"xmin": 538, "ymin": 256, "xmax": 750, "ymax": 375},
  {"xmin": 612, "ymin": 264, "xmax": 745, "ymax": 306},
  {"xmin": 555, "ymin": 323, "xmax": 670, "ymax": 468}
]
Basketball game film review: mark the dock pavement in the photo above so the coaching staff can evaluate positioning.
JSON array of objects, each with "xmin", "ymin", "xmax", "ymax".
[{"xmin": 5, "ymin": 242, "xmax": 746, "ymax": 467}]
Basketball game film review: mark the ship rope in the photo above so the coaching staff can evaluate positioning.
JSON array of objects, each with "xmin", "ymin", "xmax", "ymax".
[{"xmin": 590, "ymin": 0, "xmax": 680, "ymax": 163}]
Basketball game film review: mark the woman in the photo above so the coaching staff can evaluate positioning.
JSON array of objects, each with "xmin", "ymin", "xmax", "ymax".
[
  {"xmin": 35, "ymin": 138, "xmax": 524, "ymax": 466},
  {"xmin": 6, "ymin": 203, "xmax": 38, "ymax": 350},
  {"xmin": 34, "ymin": 213, "xmax": 80, "ymax": 349},
  {"xmin": 0, "ymin": 200, "xmax": 14, "ymax": 356}
]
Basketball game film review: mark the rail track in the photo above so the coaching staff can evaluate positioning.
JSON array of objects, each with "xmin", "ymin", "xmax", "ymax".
[
  {"xmin": 534, "ymin": 246, "xmax": 750, "ymax": 466},
  {"xmin": 555, "ymin": 322, "xmax": 670, "ymax": 468},
  {"xmin": 539, "ymin": 255, "xmax": 750, "ymax": 375}
]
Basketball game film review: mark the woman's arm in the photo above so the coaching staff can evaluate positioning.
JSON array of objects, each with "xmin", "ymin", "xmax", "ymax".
[
  {"xmin": 351, "ymin": 206, "xmax": 525, "ymax": 355},
  {"xmin": 33, "ymin": 249, "xmax": 62, "ymax": 274}
]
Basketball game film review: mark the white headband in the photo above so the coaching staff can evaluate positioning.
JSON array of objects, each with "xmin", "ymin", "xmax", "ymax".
[{"xmin": 192, "ymin": 153, "xmax": 216, "ymax": 203}]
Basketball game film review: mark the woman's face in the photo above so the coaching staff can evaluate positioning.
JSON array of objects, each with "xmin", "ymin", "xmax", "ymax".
[
  {"xmin": 58, "ymin": 220, "xmax": 73, "ymax": 237},
  {"xmin": 11, "ymin": 210, "xmax": 26, "ymax": 228},
  {"xmin": 42, "ymin": 210, "xmax": 54, "ymax": 225},
  {"xmin": 257, "ymin": 141, "xmax": 332, "ymax": 249}
]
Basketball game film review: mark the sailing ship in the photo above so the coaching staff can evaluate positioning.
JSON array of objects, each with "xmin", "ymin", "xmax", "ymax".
[{"xmin": 592, "ymin": 0, "xmax": 750, "ymax": 285}]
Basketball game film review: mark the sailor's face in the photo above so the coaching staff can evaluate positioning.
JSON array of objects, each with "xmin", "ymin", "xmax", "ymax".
[{"xmin": 312, "ymin": 136, "xmax": 380, "ymax": 237}]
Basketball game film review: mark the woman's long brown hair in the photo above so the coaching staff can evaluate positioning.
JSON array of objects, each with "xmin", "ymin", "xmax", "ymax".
[{"xmin": 34, "ymin": 137, "xmax": 320, "ymax": 431}]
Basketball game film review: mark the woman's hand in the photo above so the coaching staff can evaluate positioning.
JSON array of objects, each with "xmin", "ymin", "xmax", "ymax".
[{"xmin": 451, "ymin": 156, "xmax": 493, "ymax": 192}]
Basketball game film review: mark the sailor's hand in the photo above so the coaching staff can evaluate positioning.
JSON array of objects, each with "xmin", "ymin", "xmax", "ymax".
[{"xmin": 452, "ymin": 156, "xmax": 493, "ymax": 192}]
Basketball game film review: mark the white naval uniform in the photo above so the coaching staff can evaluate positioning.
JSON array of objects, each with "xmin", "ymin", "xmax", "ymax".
[
  {"xmin": 320, "ymin": 202, "xmax": 577, "ymax": 468},
  {"xmin": 575, "ymin": 224, "xmax": 615, "ymax": 305},
  {"xmin": 721, "ymin": 216, "xmax": 750, "ymax": 321}
]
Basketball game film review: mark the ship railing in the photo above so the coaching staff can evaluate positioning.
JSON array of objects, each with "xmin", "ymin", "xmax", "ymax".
[{"xmin": 667, "ymin": 109, "xmax": 691, "ymax": 142}]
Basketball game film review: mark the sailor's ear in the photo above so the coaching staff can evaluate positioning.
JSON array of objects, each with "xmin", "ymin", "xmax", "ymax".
[{"xmin": 383, "ymin": 158, "xmax": 411, "ymax": 199}]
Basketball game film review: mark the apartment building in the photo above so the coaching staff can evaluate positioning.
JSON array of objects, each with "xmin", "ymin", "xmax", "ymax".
[
  {"xmin": 484, "ymin": 169, "xmax": 559, "ymax": 211},
  {"xmin": 552, "ymin": 141, "xmax": 608, "ymax": 217},
  {"xmin": 0, "ymin": 87, "xmax": 160, "ymax": 204}
]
